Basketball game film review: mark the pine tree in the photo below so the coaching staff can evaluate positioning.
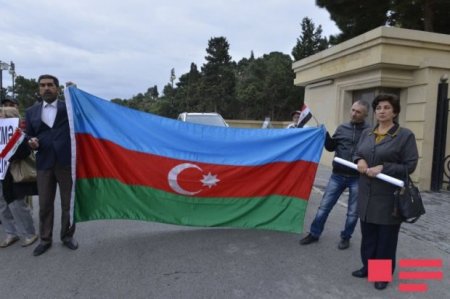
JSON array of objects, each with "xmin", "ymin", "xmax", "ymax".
[
  {"xmin": 292, "ymin": 17, "xmax": 329, "ymax": 60},
  {"xmin": 201, "ymin": 37, "xmax": 236, "ymax": 114}
]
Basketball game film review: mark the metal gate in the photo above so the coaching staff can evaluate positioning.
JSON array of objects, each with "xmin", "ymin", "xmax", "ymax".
[{"xmin": 431, "ymin": 76, "xmax": 450, "ymax": 191}]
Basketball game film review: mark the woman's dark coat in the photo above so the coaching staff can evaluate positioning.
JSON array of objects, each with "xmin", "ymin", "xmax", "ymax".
[{"xmin": 354, "ymin": 124, "xmax": 418, "ymax": 225}]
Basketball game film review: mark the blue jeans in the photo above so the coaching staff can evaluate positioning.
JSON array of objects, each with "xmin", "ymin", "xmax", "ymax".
[{"xmin": 309, "ymin": 173, "xmax": 359, "ymax": 240}]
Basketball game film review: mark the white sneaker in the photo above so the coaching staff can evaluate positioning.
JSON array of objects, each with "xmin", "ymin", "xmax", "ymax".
[
  {"xmin": 21, "ymin": 235, "xmax": 38, "ymax": 247},
  {"xmin": 0, "ymin": 235, "xmax": 20, "ymax": 248}
]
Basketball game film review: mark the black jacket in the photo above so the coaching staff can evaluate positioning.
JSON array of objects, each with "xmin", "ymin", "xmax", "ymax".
[
  {"xmin": 325, "ymin": 121, "xmax": 370, "ymax": 176},
  {"xmin": 25, "ymin": 100, "xmax": 72, "ymax": 170}
]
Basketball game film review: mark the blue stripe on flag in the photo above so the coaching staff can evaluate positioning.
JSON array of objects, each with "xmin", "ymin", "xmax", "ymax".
[{"xmin": 67, "ymin": 87, "xmax": 325, "ymax": 166}]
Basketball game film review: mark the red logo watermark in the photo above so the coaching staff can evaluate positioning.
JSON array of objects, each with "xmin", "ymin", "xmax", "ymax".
[{"xmin": 368, "ymin": 259, "xmax": 444, "ymax": 292}]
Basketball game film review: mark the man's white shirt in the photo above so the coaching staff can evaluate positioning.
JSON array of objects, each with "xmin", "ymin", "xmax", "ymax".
[{"xmin": 41, "ymin": 100, "xmax": 58, "ymax": 128}]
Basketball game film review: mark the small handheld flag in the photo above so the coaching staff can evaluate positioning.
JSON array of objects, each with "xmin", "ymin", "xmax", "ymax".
[
  {"xmin": 0, "ymin": 128, "xmax": 25, "ymax": 161},
  {"xmin": 296, "ymin": 104, "xmax": 312, "ymax": 128}
]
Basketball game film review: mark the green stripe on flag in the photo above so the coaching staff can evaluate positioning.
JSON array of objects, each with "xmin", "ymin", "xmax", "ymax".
[{"xmin": 74, "ymin": 178, "xmax": 308, "ymax": 233}]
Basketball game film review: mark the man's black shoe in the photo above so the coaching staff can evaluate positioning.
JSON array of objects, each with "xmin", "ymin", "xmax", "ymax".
[
  {"xmin": 338, "ymin": 238, "xmax": 350, "ymax": 250},
  {"xmin": 374, "ymin": 282, "xmax": 388, "ymax": 290},
  {"xmin": 33, "ymin": 243, "xmax": 52, "ymax": 256},
  {"xmin": 351, "ymin": 268, "xmax": 368, "ymax": 278},
  {"xmin": 63, "ymin": 239, "xmax": 79, "ymax": 250},
  {"xmin": 299, "ymin": 233, "xmax": 319, "ymax": 245}
]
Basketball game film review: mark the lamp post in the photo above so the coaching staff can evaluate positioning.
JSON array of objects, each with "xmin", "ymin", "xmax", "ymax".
[
  {"xmin": 0, "ymin": 61, "xmax": 11, "ymax": 103},
  {"xmin": 9, "ymin": 61, "xmax": 16, "ymax": 100},
  {"xmin": 170, "ymin": 68, "xmax": 176, "ymax": 106}
]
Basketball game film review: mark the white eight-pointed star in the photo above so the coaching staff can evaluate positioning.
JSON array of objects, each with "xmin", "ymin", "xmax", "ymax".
[{"xmin": 201, "ymin": 172, "xmax": 220, "ymax": 188}]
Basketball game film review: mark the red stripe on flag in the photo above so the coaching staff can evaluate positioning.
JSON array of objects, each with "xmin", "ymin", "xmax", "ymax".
[
  {"xmin": 399, "ymin": 259, "xmax": 443, "ymax": 268},
  {"xmin": 399, "ymin": 271, "xmax": 443, "ymax": 280},
  {"xmin": 76, "ymin": 134, "xmax": 317, "ymax": 199},
  {"xmin": 398, "ymin": 283, "xmax": 428, "ymax": 292}
]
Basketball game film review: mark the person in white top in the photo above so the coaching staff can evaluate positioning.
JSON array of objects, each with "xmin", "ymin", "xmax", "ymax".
[{"xmin": 286, "ymin": 110, "xmax": 301, "ymax": 129}]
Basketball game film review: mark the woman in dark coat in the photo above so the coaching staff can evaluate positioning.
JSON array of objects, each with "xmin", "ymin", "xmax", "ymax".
[
  {"xmin": 0, "ymin": 107, "xmax": 38, "ymax": 248},
  {"xmin": 351, "ymin": 94, "xmax": 418, "ymax": 290}
]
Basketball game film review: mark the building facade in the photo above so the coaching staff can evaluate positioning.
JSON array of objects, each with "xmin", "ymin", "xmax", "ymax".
[{"xmin": 292, "ymin": 26, "xmax": 450, "ymax": 190}]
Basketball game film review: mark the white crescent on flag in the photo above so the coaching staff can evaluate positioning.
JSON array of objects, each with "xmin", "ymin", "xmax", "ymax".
[
  {"xmin": 168, "ymin": 163, "xmax": 203, "ymax": 195},
  {"xmin": 168, "ymin": 163, "xmax": 221, "ymax": 195}
]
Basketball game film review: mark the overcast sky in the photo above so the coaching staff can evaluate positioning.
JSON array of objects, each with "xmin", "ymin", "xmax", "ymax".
[{"xmin": 0, "ymin": 0, "xmax": 339, "ymax": 100}]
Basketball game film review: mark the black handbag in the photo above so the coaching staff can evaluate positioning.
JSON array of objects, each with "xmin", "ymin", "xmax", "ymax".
[{"xmin": 392, "ymin": 174, "xmax": 425, "ymax": 223}]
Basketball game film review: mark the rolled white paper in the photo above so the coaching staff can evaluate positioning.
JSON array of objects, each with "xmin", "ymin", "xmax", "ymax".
[{"xmin": 333, "ymin": 157, "xmax": 405, "ymax": 188}]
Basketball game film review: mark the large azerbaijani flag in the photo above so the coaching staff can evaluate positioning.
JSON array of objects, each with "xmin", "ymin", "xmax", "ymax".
[{"xmin": 66, "ymin": 87, "xmax": 325, "ymax": 233}]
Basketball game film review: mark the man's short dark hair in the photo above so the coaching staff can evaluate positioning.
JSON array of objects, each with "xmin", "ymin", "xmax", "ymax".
[
  {"xmin": 372, "ymin": 94, "xmax": 400, "ymax": 114},
  {"xmin": 38, "ymin": 74, "xmax": 59, "ymax": 88},
  {"xmin": 354, "ymin": 100, "xmax": 370, "ymax": 113}
]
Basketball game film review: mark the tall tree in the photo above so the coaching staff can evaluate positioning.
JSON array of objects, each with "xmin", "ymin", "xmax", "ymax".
[
  {"xmin": 260, "ymin": 52, "xmax": 304, "ymax": 120},
  {"xmin": 174, "ymin": 63, "xmax": 202, "ymax": 112},
  {"xmin": 201, "ymin": 37, "xmax": 236, "ymax": 114},
  {"xmin": 292, "ymin": 17, "xmax": 329, "ymax": 60},
  {"xmin": 235, "ymin": 54, "xmax": 265, "ymax": 119}
]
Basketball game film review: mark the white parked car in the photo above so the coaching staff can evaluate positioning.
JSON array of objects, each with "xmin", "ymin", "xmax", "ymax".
[{"xmin": 177, "ymin": 112, "xmax": 229, "ymax": 127}]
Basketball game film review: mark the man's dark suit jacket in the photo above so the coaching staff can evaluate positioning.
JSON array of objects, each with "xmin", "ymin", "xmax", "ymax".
[{"xmin": 25, "ymin": 100, "xmax": 71, "ymax": 170}]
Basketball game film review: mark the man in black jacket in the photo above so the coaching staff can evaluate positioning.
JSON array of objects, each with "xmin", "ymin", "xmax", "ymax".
[
  {"xmin": 300, "ymin": 100, "xmax": 370, "ymax": 249},
  {"xmin": 26, "ymin": 74, "xmax": 77, "ymax": 256}
]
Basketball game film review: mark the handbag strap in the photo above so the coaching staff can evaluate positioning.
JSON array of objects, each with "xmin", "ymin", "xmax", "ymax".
[
  {"xmin": 403, "ymin": 167, "xmax": 417, "ymax": 189},
  {"xmin": 392, "ymin": 189, "xmax": 400, "ymax": 217},
  {"xmin": 404, "ymin": 167, "xmax": 410, "ymax": 185}
]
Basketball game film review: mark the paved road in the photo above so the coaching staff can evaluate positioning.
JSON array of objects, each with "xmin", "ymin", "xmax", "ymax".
[{"xmin": 0, "ymin": 164, "xmax": 448, "ymax": 298}]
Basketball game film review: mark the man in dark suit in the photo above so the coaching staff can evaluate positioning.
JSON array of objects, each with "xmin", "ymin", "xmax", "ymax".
[{"xmin": 26, "ymin": 74, "xmax": 78, "ymax": 256}]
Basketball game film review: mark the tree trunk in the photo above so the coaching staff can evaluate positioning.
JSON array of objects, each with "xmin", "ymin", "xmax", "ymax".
[{"xmin": 423, "ymin": 0, "xmax": 435, "ymax": 32}]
